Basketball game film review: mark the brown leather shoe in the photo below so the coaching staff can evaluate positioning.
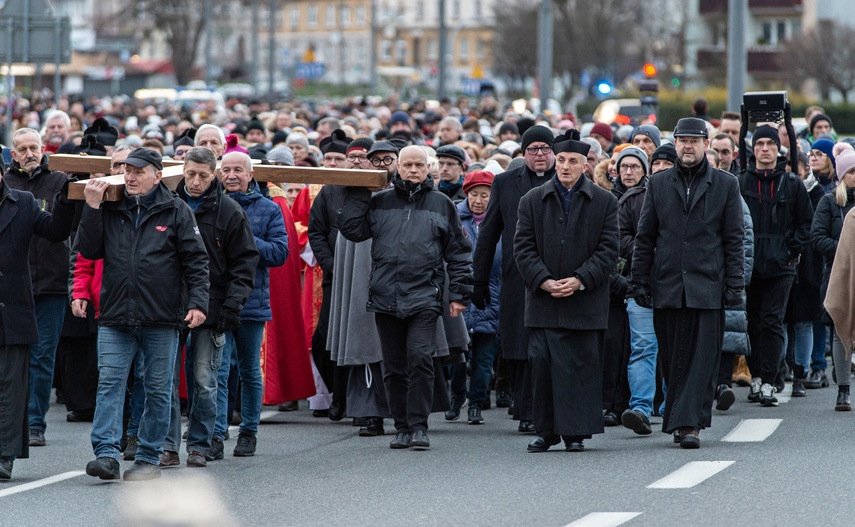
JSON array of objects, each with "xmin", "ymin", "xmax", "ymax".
[
  {"xmin": 159, "ymin": 450, "xmax": 180, "ymax": 467},
  {"xmin": 187, "ymin": 450, "xmax": 207, "ymax": 467}
]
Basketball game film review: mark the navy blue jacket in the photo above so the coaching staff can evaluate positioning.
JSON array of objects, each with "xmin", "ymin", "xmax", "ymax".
[
  {"xmin": 227, "ymin": 180, "xmax": 289, "ymax": 321},
  {"xmin": 0, "ymin": 181, "xmax": 75, "ymax": 345},
  {"xmin": 458, "ymin": 200, "xmax": 501, "ymax": 335}
]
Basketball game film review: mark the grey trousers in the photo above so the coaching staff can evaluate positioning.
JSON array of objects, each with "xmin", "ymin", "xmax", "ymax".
[{"xmin": 832, "ymin": 328, "xmax": 852, "ymax": 388}]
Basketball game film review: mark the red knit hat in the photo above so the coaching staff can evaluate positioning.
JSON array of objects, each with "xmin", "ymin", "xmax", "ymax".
[
  {"xmin": 590, "ymin": 122, "xmax": 614, "ymax": 143},
  {"xmin": 462, "ymin": 171, "xmax": 495, "ymax": 194}
]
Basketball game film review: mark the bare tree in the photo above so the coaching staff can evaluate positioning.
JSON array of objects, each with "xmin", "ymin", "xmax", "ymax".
[
  {"xmin": 786, "ymin": 20, "xmax": 855, "ymax": 103},
  {"xmin": 492, "ymin": 0, "xmax": 540, "ymax": 99}
]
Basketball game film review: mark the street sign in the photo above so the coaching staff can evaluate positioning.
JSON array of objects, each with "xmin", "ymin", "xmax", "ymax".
[
  {"xmin": 0, "ymin": 0, "xmax": 71, "ymax": 63},
  {"xmin": 294, "ymin": 62, "xmax": 326, "ymax": 80}
]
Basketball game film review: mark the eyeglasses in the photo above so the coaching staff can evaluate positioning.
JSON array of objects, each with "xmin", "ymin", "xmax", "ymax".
[
  {"xmin": 525, "ymin": 146, "xmax": 551, "ymax": 155},
  {"xmin": 620, "ymin": 164, "xmax": 643, "ymax": 173},
  {"xmin": 346, "ymin": 154, "xmax": 369, "ymax": 162},
  {"xmin": 370, "ymin": 155, "xmax": 397, "ymax": 167},
  {"xmin": 438, "ymin": 160, "xmax": 461, "ymax": 168}
]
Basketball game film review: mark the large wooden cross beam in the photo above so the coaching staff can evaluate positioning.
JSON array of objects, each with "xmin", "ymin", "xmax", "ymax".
[{"xmin": 49, "ymin": 154, "xmax": 388, "ymax": 201}]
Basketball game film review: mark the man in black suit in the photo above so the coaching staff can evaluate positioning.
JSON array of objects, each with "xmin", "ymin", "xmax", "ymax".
[{"xmin": 631, "ymin": 117, "xmax": 745, "ymax": 449}]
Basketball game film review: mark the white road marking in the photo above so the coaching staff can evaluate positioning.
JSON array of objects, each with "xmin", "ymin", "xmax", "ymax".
[
  {"xmin": 776, "ymin": 383, "xmax": 793, "ymax": 403},
  {"xmin": 647, "ymin": 461, "xmax": 734, "ymax": 489},
  {"xmin": 564, "ymin": 512, "xmax": 642, "ymax": 527},
  {"xmin": 0, "ymin": 471, "xmax": 85, "ymax": 498},
  {"xmin": 259, "ymin": 410, "xmax": 279, "ymax": 422},
  {"xmin": 721, "ymin": 418, "xmax": 782, "ymax": 442}
]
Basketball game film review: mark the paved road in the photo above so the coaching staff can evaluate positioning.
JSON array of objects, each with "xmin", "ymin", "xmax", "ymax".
[{"xmin": 3, "ymin": 379, "xmax": 854, "ymax": 526}]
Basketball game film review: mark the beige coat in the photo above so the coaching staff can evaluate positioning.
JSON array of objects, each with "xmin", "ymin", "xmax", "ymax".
[{"xmin": 824, "ymin": 207, "xmax": 855, "ymax": 346}]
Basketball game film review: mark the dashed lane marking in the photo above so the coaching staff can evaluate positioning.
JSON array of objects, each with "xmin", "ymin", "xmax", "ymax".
[
  {"xmin": 564, "ymin": 512, "xmax": 642, "ymax": 527},
  {"xmin": 259, "ymin": 410, "xmax": 279, "ymax": 422},
  {"xmin": 775, "ymin": 383, "xmax": 793, "ymax": 403},
  {"xmin": 0, "ymin": 471, "xmax": 85, "ymax": 498},
  {"xmin": 647, "ymin": 461, "xmax": 735, "ymax": 489},
  {"xmin": 721, "ymin": 419, "xmax": 782, "ymax": 442}
]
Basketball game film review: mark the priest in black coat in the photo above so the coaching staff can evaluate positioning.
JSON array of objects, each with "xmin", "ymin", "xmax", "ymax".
[{"xmin": 514, "ymin": 130, "xmax": 619, "ymax": 452}]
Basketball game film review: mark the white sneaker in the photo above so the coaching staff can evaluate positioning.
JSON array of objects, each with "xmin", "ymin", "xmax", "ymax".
[
  {"xmin": 748, "ymin": 377, "xmax": 762, "ymax": 402},
  {"xmin": 760, "ymin": 383, "xmax": 778, "ymax": 407}
]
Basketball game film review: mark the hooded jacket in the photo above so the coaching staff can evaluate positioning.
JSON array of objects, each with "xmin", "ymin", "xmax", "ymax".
[
  {"xmin": 457, "ymin": 199, "xmax": 501, "ymax": 335},
  {"xmin": 339, "ymin": 174, "xmax": 473, "ymax": 318},
  {"xmin": 76, "ymin": 182, "xmax": 210, "ymax": 327}
]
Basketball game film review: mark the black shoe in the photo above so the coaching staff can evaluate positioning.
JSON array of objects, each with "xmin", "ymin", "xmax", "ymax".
[
  {"xmin": 482, "ymin": 397, "xmax": 491, "ymax": 410},
  {"xmin": 204, "ymin": 436, "xmax": 225, "ymax": 461},
  {"xmin": 66, "ymin": 409, "xmax": 95, "ymax": 422},
  {"xmin": 119, "ymin": 433, "xmax": 128, "ymax": 454},
  {"xmin": 444, "ymin": 398, "xmax": 465, "ymax": 421},
  {"xmin": 603, "ymin": 411, "xmax": 620, "ymax": 427},
  {"xmin": 410, "ymin": 430, "xmax": 430, "ymax": 450},
  {"xmin": 527, "ymin": 435, "xmax": 560, "ymax": 453},
  {"xmin": 389, "ymin": 432, "xmax": 412, "ymax": 449},
  {"xmin": 233, "ymin": 433, "xmax": 257, "ymax": 457},
  {"xmin": 467, "ymin": 405, "xmax": 484, "ymax": 424},
  {"xmin": 329, "ymin": 402, "xmax": 346, "ymax": 422},
  {"xmin": 836, "ymin": 390, "xmax": 851, "ymax": 411},
  {"xmin": 805, "ymin": 369, "xmax": 829, "ymax": 389},
  {"xmin": 86, "ymin": 457, "xmax": 120, "ymax": 480},
  {"xmin": 278, "ymin": 400, "xmax": 299, "ymax": 412},
  {"xmin": 358, "ymin": 417, "xmax": 385, "ymax": 437},
  {"xmin": 715, "ymin": 385, "xmax": 736, "ymax": 411},
  {"xmin": 312, "ymin": 409, "xmax": 329, "ymax": 418},
  {"xmin": 495, "ymin": 391, "xmax": 513, "ymax": 408},
  {"xmin": 621, "ymin": 409, "xmax": 653, "ymax": 435},
  {"xmin": 28, "ymin": 429, "xmax": 45, "ymax": 447},
  {"xmin": 680, "ymin": 432, "xmax": 700, "ymax": 449},
  {"xmin": 123, "ymin": 460, "xmax": 161, "ymax": 481},
  {"xmin": 0, "ymin": 457, "xmax": 13, "ymax": 480},
  {"xmin": 352, "ymin": 417, "xmax": 367, "ymax": 427},
  {"xmin": 518, "ymin": 420, "xmax": 536, "ymax": 433},
  {"xmin": 792, "ymin": 379, "xmax": 807, "ymax": 397},
  {"xmin": 123, "ymin": 436, "xmax": 138, "ymax": 461},
  {"xmin": 673, "ymin": 432, "xmax": 682, "ymax": 444},
  {"xmin": 563, "ymin": 438, "xmax": 585, "ymax": 452}
]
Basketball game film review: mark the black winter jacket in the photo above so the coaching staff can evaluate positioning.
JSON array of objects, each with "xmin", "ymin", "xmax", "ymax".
[
  {"xmin": 618, "ymin": 177, "xmax": 648, "ymax": 280},
  {"xmin": 309, "ymin": 184, "xmax": 346, "ymax": 286},
  {"xmin": 339, "ymin": 174, "xmax": 473, "ymax": 318},
  {"xmin": 737, "ymin": 158, "xmax": 814, "ymax": 279},
  {"xmin": 3, "ymin": 156, "xmax": 71, "ymax": 295},
  {"xmin": 176, "ymin": 180, "xmax": 259, "ymax": 327},
  {"xmin": 77, "ymin": 182, "xmax": 210, "ymax": 327}
]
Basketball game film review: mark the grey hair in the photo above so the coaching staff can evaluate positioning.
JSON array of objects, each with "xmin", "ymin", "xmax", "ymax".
[
  {"xmin": 185, "ymin": 147, "xmax": 217, "ymax": 172},
  {"xmin": 113, "ymin": 144, "xmax": 132, "ymax": 154},
  {"xmin": 195, "ymin": 124, "xmax": 225, "ymax": 146},
  {"xmin": 12, "ymin": 128, "xmax": 42, "ymax": 148},
  {"xmin": 45, "ymin": 110, "xmax": 71, "ymax": 128},
  {"xmin": 439, "ymin": 116, "xmax": 462, "ymax": 131}
]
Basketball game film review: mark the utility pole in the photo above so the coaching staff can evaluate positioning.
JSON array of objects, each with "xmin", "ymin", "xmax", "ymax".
[
  {"xmin": 204, "ymin": 0, "xmax": 212, "ymax": 85},
  {"xmin": 726, "ymin": 0, "xmax": 747, "ymax": 111},
  {"xmin": 537, "ymin": 0, "xmax": 553, "ymax": 107},
  {"xmin": 369, "ymin": 0, "xmax": 378, "ymax": 94},
  {"xmin": 268, "ymin": 0, "xmax": 276, "ymax": 94},
  {"xmin": 251, "ymin": 0, "xmax": 259, "ymax": 92},
  {"xmin": 438, "ymin": 0, "xmax": 447, "ymax": 100}
]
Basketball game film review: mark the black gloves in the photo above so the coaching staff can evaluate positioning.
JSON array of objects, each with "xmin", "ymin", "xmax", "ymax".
[
  {"xmin": 723, "ymin": 287, "xmax": 743, "ymax": 308},
  {"xmin": 471, "ymin": 282, "xmax": 491, "ymax": 310},
  {"xmin": 633, "ymin": 284, "xmax": 652, "ymax": 309},
  {"xmin": 57, "ymin": 175, "xmax": 78, "ymax": 206},
  {"xmin": 216, "ymin": 307, "xmax": 241, "ymax": 334}
]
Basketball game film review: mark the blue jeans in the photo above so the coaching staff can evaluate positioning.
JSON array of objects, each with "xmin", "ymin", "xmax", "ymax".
[
  {"xmin": 164, "ymin": 329, "xmax": 223, "ymax": 453},
  {"xmin": 811, "ymin": 321, "xmax": 828, "ymax": 372},
  {"xmin": 785, "ymin": 322, "xmax": 813, "ymax": 375},
  {"xmin": 213, "ymin": 321, "xmax": 265, "ymax": 438},
  {"xmin": 469, "ymin": 333, "xmax": 499, "ymax": 407},
  {"xmin": 91, "ymin": 326, "xmax": 179, "ymax": 465},
  {"xmin": 29, "ymin": 294, "xmax": 66, "ymax": 432},
  {"xmin": 626, "ymin": 298, "xmax": 658, "ymax": 417},
  {"xmin": 126, "ymin": 352, "xmax": 145, "ymax": 438}
]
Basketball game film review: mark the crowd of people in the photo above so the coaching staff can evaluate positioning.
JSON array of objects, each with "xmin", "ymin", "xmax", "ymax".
[{"xmin": 1, "ymin": 91, "xmax": 854, "ymax": 481}]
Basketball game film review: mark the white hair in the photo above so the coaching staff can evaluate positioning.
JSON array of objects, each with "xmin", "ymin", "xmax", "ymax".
[
  {"xmin": 44, "ymin": 110, "xmax": 71, "ymax": 128},
  {"xmin": 195, "ymin": 124, "xmax": 225, "ymax": 146}
]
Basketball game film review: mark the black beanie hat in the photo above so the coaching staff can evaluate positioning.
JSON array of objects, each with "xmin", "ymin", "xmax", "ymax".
[
  {"xmin": 271, "ymin": 130, "xmax": 289, "ymax": 146},
  {"xmin": 499, "ymin": 122, "xmax": 519, "ymax": 136},
  {"xmin": 347, "ymin": 137, "xmax": 374, "ymax": 154},
  {"xmin": 650, "ymin": 143, "xmax": 678, "ymax": 165},
  {"xmin": 246, "ymin": 118, "xmax": 266, "ymax": 134},
  {"xmin": 516, "ymin": 118, "xmax": 535, "ymax": 136},
  {"xmin": 521, "ymin": 125, "xmax": 555, "ymax": 152},
  {"xmin": 810, "ymin": 113, "xmax": 832, "ymax": 135},
  {"xmin": 752, "ymin": 124, "xmax": 781, "ymax": 151}
]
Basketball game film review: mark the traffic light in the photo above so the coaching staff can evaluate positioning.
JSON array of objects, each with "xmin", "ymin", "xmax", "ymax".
[
  {"xmin": 643, "ymin": 63, "xmax": 657, "ymax": 78},
  {"xmin": 595, "ymin": 81, "xmax": 612, "ymax": 95}
]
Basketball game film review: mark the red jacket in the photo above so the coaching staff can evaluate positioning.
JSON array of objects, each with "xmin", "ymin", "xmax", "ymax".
[{"xmin": 70, "ymin": 248, "xmax": 103, "ymax": 318}]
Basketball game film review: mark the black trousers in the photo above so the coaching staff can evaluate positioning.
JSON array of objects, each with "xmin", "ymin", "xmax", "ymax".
[
  {"xmin": 506, "ymin": 359, "xmax": 534, "ymax": 422},
  {"xmin": 312, "ymin": 282, "xmax": 348, "ymax": 407},
  {"xmin": 55, "ymin": 334, "xmax": 99, "ymax": 413},
  {"xmin": 654, "ymin": 307, "xmax": 724, "ymax": 433},
  {"xmin": 747, "ymin": 275, "xmax": 794, "ymax": 385},
  {"xmin": 717, "ymin": 353, "xmax": 736, "ymax": 388},
  {"xmin": 0, "ymin": 345, "xmax": 30, "ymax": 459},
  {"xmin": 602, "ymin": 303, "xmax": 630, "ymax": 413},
  {"xmin": 375, "ymin": 311, "xmax": 437, "ymax": 433}
]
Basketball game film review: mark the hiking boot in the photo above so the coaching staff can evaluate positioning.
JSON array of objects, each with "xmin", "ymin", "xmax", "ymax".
[
  {"xmin": 85, "ymin": 457, "xmax": 120, "ymax": 480},
  {"xmin": 123, "ymin": 436, "xmax": 138, "ymax": 461},
  {"xmin": 204, "ymin": 436, "xmax": 224, "ymax": 461},
  {"xmin": 123, "ymin": 461, "xmax": 161, "ymax": 481},
  {"xmin": 467, "ymin": 405, "xmax": 484, "ymax": 424},
  {"xmin": 28, "ymin": 429, "xmax": 45, "ymax": 447},
  {"xmin": 187, "ymin": 451, "xmax": 207, "ymax": 467},
  {"xmin": 748, "ymin": 377, "xmax": 762, "ymax": 402},
  {"xmin": 733, "ymin": 356, "xmax": 752, "ymax": 386},
  {"xmin": 805, "ymin": 369, "xmax": 829, "ymax": 389},
  {"xmin": 792, "ymin": 378, "xmax": 807, "ymax": 397},
  {"xmin": 495, "ymin": 391, "xmax": 513, "ymax": 408},
  {"xmin": 760, "ymin": 383, "xmax": 778, "ymax": 407},
  {"xmin": 620, "ymin": 409, "xmax": 652, "ymax": 435},
  {"xmin": 836, "ymin": 389, "xmax": 851, "ymax": 411},
  {"xmin": 233, "ymin": 433, "xmax": 257, "ymax": 457},
  {"xmin": 158, "ymin": 450, "xmax": 180, "ymax": 467},
  {"xmin": 444, "ymin": 398, "xmax": 465, "ymax": 421},
  {"xmin": 358, "ymin": 417, "xmax": 385, "ymax": 437}
]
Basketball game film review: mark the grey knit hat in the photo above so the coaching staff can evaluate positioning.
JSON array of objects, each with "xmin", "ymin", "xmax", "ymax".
[{"xmin": 616, "ymin": 146, "xmax": 649, "ymax": 176}]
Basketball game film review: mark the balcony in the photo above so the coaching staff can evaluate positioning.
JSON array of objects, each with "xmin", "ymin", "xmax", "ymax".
[
  {"xmin": 696, "ymin": 47, "xmax": 785, "ymax": 77},
  {"xmin": 699, "ymin": 0, "xmax": 802, "ymax": 15}
]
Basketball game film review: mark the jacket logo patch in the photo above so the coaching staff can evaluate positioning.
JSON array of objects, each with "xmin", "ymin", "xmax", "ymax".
[{"xmin": 155, "ymin": 225, "xmax": 168, "ymax": 232}]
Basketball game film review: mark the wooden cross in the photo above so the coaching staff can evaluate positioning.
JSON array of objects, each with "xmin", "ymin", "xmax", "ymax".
[{"xmin": 49, "ymin": 154, "xmax": 388, "ymax": 201}]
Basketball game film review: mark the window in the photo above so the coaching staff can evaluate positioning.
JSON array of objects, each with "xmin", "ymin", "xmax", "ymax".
[
  {"xmin": 355, "ymin": 41, "xmax": 365, "ymax": 64},
  {"xmin": 761, "ymin": 21, "xmax": 772, "ymax": 44},
  {"xmin": 356, "ymin": 6, "xmax": 365, "ymax": 25},
  {"xmin": 290, "ymin": 6, "xmax": 299, "ymax": 29},
  {"xmin": 428, "ymin": 38, "xmax": 437, "ymax": 60},
  {"xmin": 453, "ymin": 0, "xmax": 460, "ymax": 18},
  {"xmin": 381, "ymin": 39, "xmax": 391, "ymax": 61},
  {"xmin": 777, "ymin": 21, "xmax": 786, "ymax": 42},
  {"xmin": 326, "ymin": 5, "xmax": 335, "ymax": 26},
  {"xmin": 308, "ymin": 5, "xmax": 317, "ymax": 26},
  {"xmin": 396, "ymin": 39, "xmax": 407, "ymax": 63},
  {"xmin": 459, "ymin": 37, "xmax": 469, "ymax": 61},
  {"xmin": 341, "ymin": 6, "xmax": 350, "ymax": 26},
  {"xmin": 416, "ymin": 3, "xmax": 424, "ymax": 18},
  {"xmin": 475, "ymin": 0, "xmax": 481, "ymax": 18},
  {"xmin": 476, "ymin": 39, "xmax": 484, "ymax": 60}
]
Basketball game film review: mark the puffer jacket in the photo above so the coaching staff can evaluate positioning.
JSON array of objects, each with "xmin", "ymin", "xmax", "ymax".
[
  {"xmin": 339, "ymin": 174, "xmax": 473, "ymax": 318},
  {"xmin": 723, "ymin": 198, "xmax": 755, "ymax": 355},
  {"xmin": 227, "ymin": 180, "xmax": 289, "ymax": 322},
  {"xmin": 457, "ymin": 200, "xmax": 500, "ymax": 335},
  {"xmin": 3, "ymin": 155, "xmax": 71, "ymax": 295},
  {"xmin": 76, "ymin": 182, "xmax": 210, "ymax": 327}
]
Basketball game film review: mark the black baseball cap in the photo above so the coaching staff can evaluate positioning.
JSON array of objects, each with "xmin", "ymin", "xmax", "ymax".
[{"xmin": 120, "ymin": 148, "xmax": 163, "ymax": 170}]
